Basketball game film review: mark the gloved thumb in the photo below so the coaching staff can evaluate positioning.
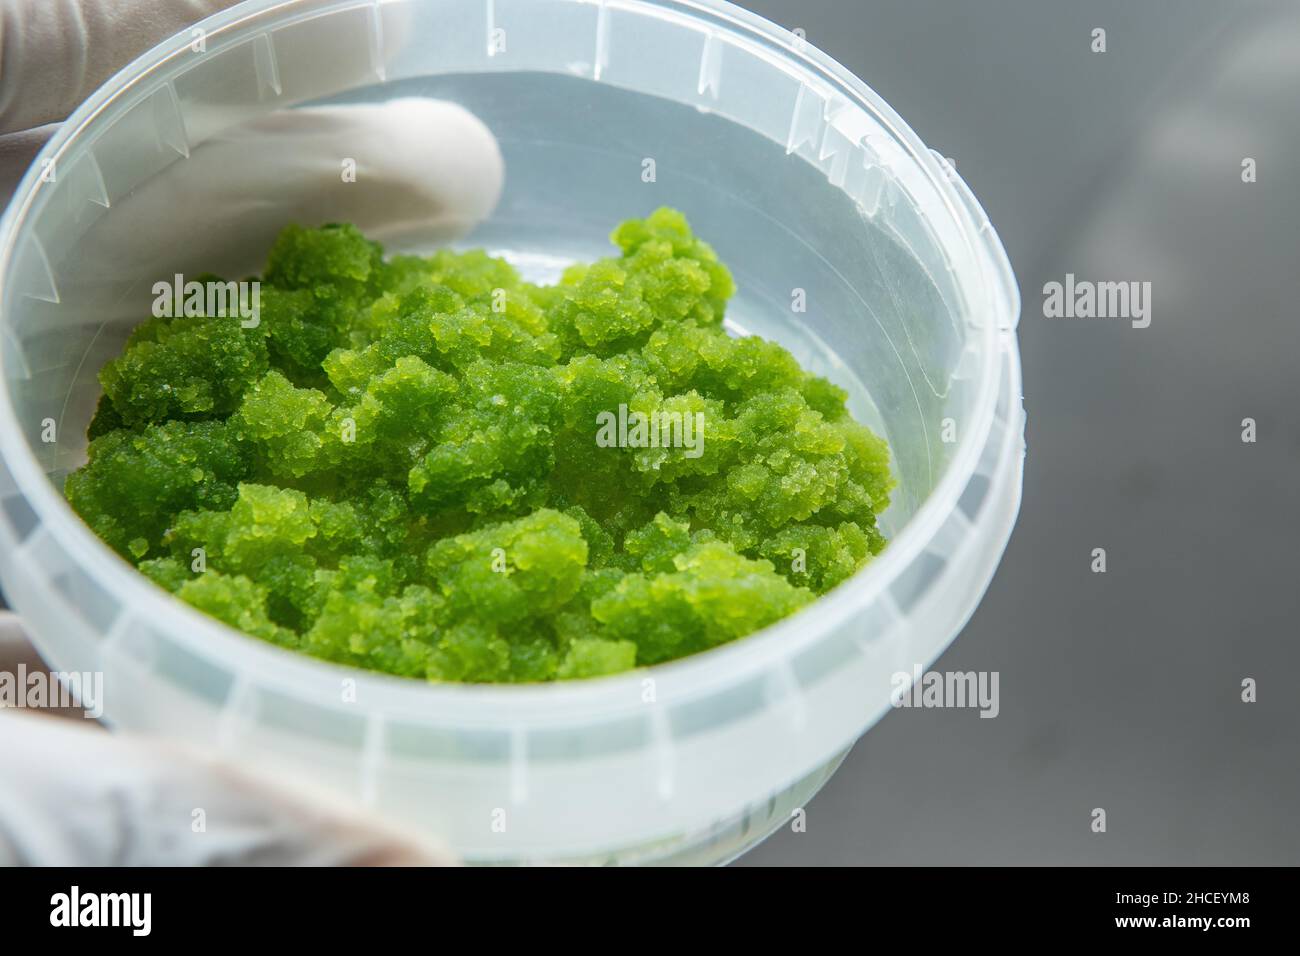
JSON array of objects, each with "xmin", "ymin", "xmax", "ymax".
[
  {"xmin": 0, "ymin": 613, "xmax": 454, "ymax": 866},
  {"xmin": 0, "ymin": 709, "xmax": 457, "ymax": 865}
]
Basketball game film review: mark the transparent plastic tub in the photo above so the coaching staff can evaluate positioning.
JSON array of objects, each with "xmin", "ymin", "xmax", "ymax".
[{"xmin": 0, "ymin": 0, "xmax": 1024, "ymax": 864}]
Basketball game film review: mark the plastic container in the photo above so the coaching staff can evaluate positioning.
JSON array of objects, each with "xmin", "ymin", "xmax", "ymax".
[{"xmin": 0, "ymin": 0, "xmax": 1024, "ymax": 864}]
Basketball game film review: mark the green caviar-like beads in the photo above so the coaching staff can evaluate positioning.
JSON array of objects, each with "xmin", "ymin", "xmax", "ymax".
[{"xmin": 66, "ymin": 208, "xmax": 894, "ymax": 682}]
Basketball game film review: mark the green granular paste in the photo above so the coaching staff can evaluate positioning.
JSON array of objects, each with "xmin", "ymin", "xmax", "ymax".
[{"xmin": 65, "ymin": 208, "xmax": 894, "ymax": 682}]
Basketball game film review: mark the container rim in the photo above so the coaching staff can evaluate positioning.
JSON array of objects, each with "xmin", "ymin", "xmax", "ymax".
[{"xmin": 0, "ymin": 0, "xmax": 1013, "ymax": 726}]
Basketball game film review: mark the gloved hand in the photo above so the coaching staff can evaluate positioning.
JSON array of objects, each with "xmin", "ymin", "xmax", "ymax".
[
  {"xmin": 1, "ymin": 0, "xmax": 504, "ymax": 281},
  {"xmin": 1, "ymin": 615, "xmax": 455, "ymax": 865},
  {"xmin": 0, "ymin": 0, "xmax": 506, "ymax": 865}
]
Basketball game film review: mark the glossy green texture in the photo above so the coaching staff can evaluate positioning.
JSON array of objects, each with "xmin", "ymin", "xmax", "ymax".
[{"xmin": 66, "ymin": 210, "xmax": 894, "ymax": 682}]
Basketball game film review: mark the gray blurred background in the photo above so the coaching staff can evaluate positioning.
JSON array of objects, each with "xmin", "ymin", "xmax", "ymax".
[{"xmin": 736, "ymin": 0, "xmax": 1300, "ymax": 866}]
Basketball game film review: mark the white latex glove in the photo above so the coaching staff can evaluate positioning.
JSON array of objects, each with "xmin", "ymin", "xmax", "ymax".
[
  {"xmin": 1, "ymin": 1, "xmax": 504, "ymax": 276},
  {"xmin": 0, "ymin": 0, "xmax": 507, "ymax": 866},
  {"xmin": 71, "ymin": 96, "xmax": 505, "ymax": 288},
  {"xmin": 0, "ymin": 613, "xmax": 452, "ymax": 865}
]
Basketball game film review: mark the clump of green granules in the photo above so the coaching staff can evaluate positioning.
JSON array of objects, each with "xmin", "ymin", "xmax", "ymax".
[{"xmin": 65, "ymin": 208, "xmax": 893, "ymax": 682}]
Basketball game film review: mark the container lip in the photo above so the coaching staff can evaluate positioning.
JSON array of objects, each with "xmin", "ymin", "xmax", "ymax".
[{"xmin": 0, "ymin": 0, "xmax": 1018, "ymax": 725}]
